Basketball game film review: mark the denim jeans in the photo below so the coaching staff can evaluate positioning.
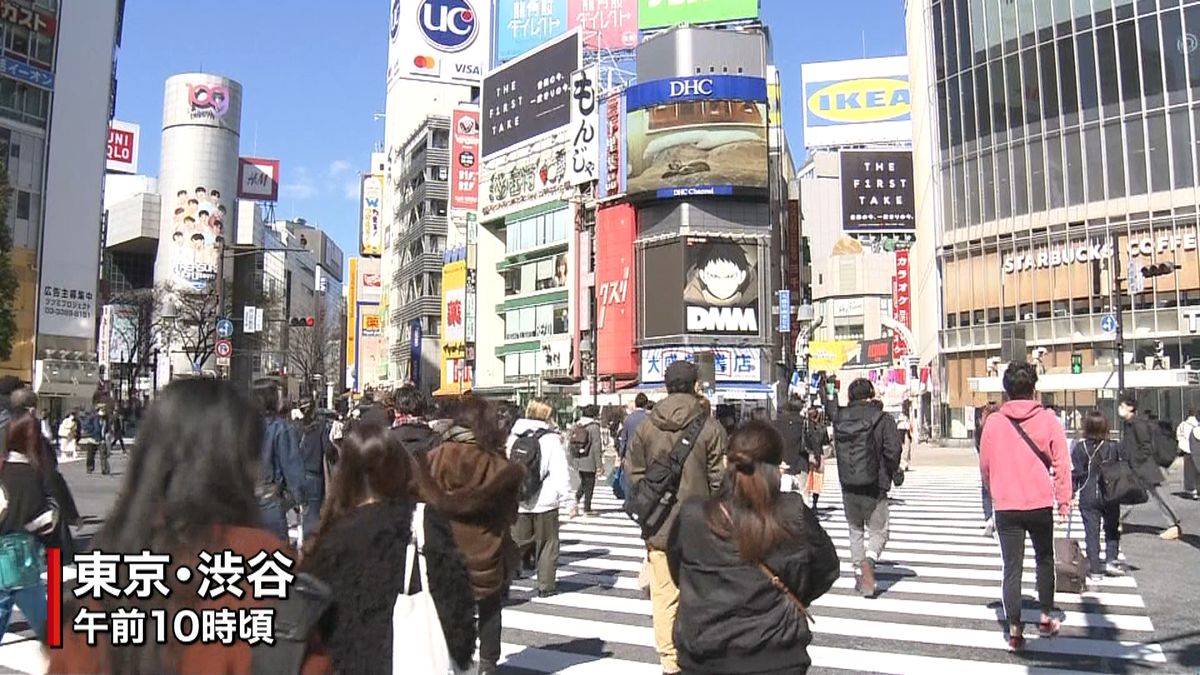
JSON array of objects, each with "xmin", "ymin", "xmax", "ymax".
[
  {"xmin": 0, "ymin": 583, "xmax": 47, "ymax": 642},
  {"xmin": 259, "ymin": 496, "xmax": 289, "ymax": 543}
]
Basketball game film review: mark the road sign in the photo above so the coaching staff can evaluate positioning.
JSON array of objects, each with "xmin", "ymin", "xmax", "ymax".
[
  {"xmin": 215, "ymin": 339, "xmax": 233, "ymax": 359},
  {"xmin": 216, "ymin": 318, "xmax": 234, "ymax": 339},
  {"xmin": 1127, "ymin": 259, "xmax": 1145, "ymax": 294},
  {"xmin": 1101, "ymin": 314, "xmax": 1118, "ymax": 334},
  {"xmin": 778, "ymin": 290, "xmax": 792, "ymax": 333},
  {"xmin": 216, "ymin": 356, "xmax": 230, "ymax": 367}
]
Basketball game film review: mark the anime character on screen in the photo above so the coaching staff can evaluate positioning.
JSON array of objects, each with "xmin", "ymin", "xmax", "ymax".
[{"xmin": 682, "ymin": 241, "xmax": 758, "ymax": 306}]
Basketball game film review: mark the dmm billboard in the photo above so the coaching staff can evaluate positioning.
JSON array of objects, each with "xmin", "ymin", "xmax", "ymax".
[
  {"xmin": 641, "ymin": 235, "xmax": 764, "ymax": 340},
  {"xmin": 482, "ymin": 30, "xmax": 580, "ymax": 158},
  {"xmin": 801, "ymin": 56, "xmax": 912, "ymax": 148}
]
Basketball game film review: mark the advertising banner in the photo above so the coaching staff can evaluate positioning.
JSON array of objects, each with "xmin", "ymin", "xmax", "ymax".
[
  {"xmin": 356, "ymin": 256, "xmax": 383, "ymax": 303},
  {"xmin": 495, "ymin": 0, "xmax": 567, "ymax": 64},
  {"xmin": 568, "ymin": 66, "xmax": 600, "ymax": 186},
  {"xmin": 162, "ymin": 182, "xmax": 230, "ymax": 292},
  {"xmin": 360, "ymin": 173, "xmax": 383, "ymax": 256},
  {"xmin": 451, "ymin": 107, "xmax": 481, "ymax": 210},
  {"xmin": 106, "ymin": 120, "xmax": 139, "ymax": 174},
  {"xmin": 624, "ymin": 75, "xmax": 768, "ymax": 199},
  {"xmin": 893, "ymin": 249, "xmax": 911, "ymax": 358},
  {"xmin": 801, "ymin": 56, "xmax": 912, "ymax": 148},
  {"xmin": 600, "ymin": 91, "xmax": 624, "ymax": 198},
  {"xmin": 571, "ymin": 0, "xmax": 637, "ymax": 50},
  {"xmin": 357, "ymin": 304, "xmax": 384, "ymax": 391},
  {"xmin": 641, "ymin": 346, "xmax": 761, "ymax": 383},
  {"xmin": 479, "ymin": 135, "xmax": 571, "ymax": 220},
  {"xmin": 388, "ymin": 0, "xmax": 490, "ymax": 88},
  {"xmin": 847, "ymin": 337, "xmax": 894, "ymax": 369},
  {"xmin": 807, "ymin": 340, "xmax": 859, "ymax": 373},
  {"xmin": 596, "ymin": 204, "xmax": 637, "ymax": 376},
  {"xmin": 440, "ymin": 259, "xmax": 471, "ymax": 392},
  {"xmin": 482, "ymin": 30, "xmax": 580, "ymax": 158},
  {"xmin": 683, "ymin": 238, "xmax": 760, "ymax": 336},
  {"xmin": 0, "ymin": 1, "xmax": 55, "ymax": 37},
  {"xmin": 840, "ymin": 149, "xmax": 914, "ymax": 233},
  {"xmin": 637, "ymin": 0, "xmax": 757, "ymax": 30},
  {"xmin": 237, "ymin": 157, "xmax": 281, "ymax": 202},
  {"xmin": 409, "ymin": 319, "xmax": 423, "ymax": 386}
]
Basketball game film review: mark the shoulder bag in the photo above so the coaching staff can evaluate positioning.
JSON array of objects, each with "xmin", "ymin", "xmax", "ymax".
[
  {"xmin": 392, "ymin": 503, "xmax": 462, "ymax": 674},
  {"xmin": 720, "ymin": 503, "xmax": 814, "ymax": 625},
  {"xmin": 1097, "ymin": 440, "xmax": 1148, "ymax": 506}
]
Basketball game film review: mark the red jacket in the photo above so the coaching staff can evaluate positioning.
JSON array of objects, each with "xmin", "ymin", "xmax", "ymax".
[{"xmin": 980, "ymin": 400, "xmax": 1072, "ymax": 512}]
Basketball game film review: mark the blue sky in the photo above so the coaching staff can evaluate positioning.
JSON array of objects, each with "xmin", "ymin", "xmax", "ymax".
[{"xmin": 115, "ymin": 0, "xmax": 907, "ymax": 261}]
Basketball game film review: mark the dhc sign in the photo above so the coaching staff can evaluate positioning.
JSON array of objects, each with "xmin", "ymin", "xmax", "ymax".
[
  {"xmin": 626, "ymin": 74, "xmax": 767, "ymax": 112},
  {"xmin": 805, "ymin": 77, "xmax": 911, "ymax": 126}
]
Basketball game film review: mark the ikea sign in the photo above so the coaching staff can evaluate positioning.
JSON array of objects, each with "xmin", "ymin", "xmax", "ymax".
[{"xmin": 801, "ymin": 56, "xmax": 913, "ymax": 148}]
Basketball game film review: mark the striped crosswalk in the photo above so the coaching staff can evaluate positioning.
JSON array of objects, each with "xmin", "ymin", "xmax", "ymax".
[{"xmin": 501, "ymin": 467, "xmax": 1166, "ymax": 674}]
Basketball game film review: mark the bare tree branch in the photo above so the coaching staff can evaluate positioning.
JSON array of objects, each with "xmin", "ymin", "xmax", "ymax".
[
  {"xmin": 158, "ymin": 281, "xmax": 230, "ymax": 372},
  {"xmin": 287, "ymin": 300, "xmax": 339, "ymax": 399}
]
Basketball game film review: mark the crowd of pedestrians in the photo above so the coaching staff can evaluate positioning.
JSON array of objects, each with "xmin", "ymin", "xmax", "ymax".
[{"xmin": 0, "ymin": 354, "xmax": 1186, "ymax": 673}]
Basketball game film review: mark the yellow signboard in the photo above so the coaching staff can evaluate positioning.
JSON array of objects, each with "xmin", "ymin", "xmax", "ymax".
[
  {"xmin": 438, "ymin": 260, "xmax": 470, "ymax": 394},
  {"xmin": 808, "ymin": 340, "xmax": 860, "ymax": 373}
]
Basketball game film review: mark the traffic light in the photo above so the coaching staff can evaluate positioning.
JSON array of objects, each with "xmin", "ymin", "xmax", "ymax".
[
  {"xmin": 1071, "ymin": 353, "xmax": 1083, "ymax": 375},
  {"xmin": 289, "ymin": 317, "xmax": 315, "ymax": 327},
  {"xmin": 1141, "ymin": 263, "xmax": 1180, "ymax": 279}
]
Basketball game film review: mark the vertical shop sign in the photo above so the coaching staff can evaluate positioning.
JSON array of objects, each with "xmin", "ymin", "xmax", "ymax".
[
  {"xmin": 892, "ymin": 248, "xmax": 911, "ymax": 359},
  {"xmin": 568, "ymin": 66, "xmax": 599, "ymax": 186}
]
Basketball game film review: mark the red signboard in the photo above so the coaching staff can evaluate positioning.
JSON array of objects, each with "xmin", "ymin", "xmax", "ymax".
[
  {"xmin": 0, "ymin": 1, "xmax": 55, "ymax": 37},
  {"xmin": 569, "ymin": 0, "xmax": 637, "ymax": 51},
  {"xmin": 892, "ymin": 249, "xmax": 911, "ymax": 359},
  {"xmin": 450, "ymin": 107, "xmax": 480, "ymax": 211},
  {"xmin": 596, "ymin": 204, "xmax": 637, "ymax": 376},
  {"xmin": 603, "ymin": 92, "xmax": 622, "ymax": 197}
]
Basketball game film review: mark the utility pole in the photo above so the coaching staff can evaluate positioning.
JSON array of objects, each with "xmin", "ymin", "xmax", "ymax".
[{"xmin": 1111, "ymin": 239, "xmax": 1126, "ymax": 399}]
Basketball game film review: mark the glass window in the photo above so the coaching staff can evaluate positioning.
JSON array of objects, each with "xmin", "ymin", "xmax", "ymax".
[
  {"xmin": 1065, "ymin": 129, "xmax": 1085, "ymax": 205},
  {"xmin": 1185, "ymin": 5, "xmax": 1200, "ymax": 101},
  {"xmin": 504, "ymin": 268, "xmax": 521, "ymax": 296},
  {"xmin": 947, "ymin": 76, "xmax": 962, "ymax": 146},
  {"xmin": 1125, "ymin": 116, "xmax": 1148, "ymax": 195},
  {"xmin": 535, "ymin": 304, "xmax": 554, "ymax": 335},
  {"xmin": 975, "ymin": 65, "xmax": 991, "ymax": 134},
  {"xmin": 1104, "ymin": 119, "xmax": 1127, "ymax": 197},
  {"xmin": 520, "ymin": 219, "xmax": 536, "ymax": 249},
  {"xmin": 1047, "ymin": 133, "xmax": 1066, "ymax": 208},
  {"xmin": 1146, "ymin": 111, "xmax": 1170, "ymax": 192},
  {"xmin": 521, "ymin": 262, "xmax": 535, "ymax": 293},
  {"xmin": 1005, "ymin": 54, "xmax": 1023, "ymax": 134},
  {"xmin": 965, "ymin": 156, "xmax": 980, "ymax": 225},
  {"xmin": 996, "ymin": 147, "xmax": 1013, "ymax": 218},
  {"xmin": 1021, "ymin": 48, "xmax": 1041, "ymax": 128},
  {"xmin": 936, "ymin": 1, "xmax": 951, "ymax": 76},
  {"xmin": 534, "ymin": 258, "xmax": 555, "ymax": 290},
  {"xmin": 505, "ymin": 354, "xmax": 519, "ymax": 378},
  {"xmin": 989, "ymin": 60, "xmax": 1007, "ymax": 133},
  {"xmin": 505, "ymin": 313, "xmax": 518, "ymax": 339},
  {"xmin": 1170, "ymin": 107, "xmax": 1194, "ymax": 189},
  {"xmin": 520, "ymin": 351, "xmax": 536, "ymax": 375},
  {"xmin": 982, "ymin": 152, "xmax": 997, "ymax": 221},
  {"xmin": 1070, "ymin": 33, "xmax": 1091, "ymax": 120},
  {"xmin": 553, "ymin": 210, "xmax": 568, "ymax": 241},
  {"xmin": 1138, "ymin": 15, "xmax": 1163, "ymax": 109},
  {"xmin": 961, "ymin": 69, "xmax": 976, "ymax": 144},
  {"xmin": 519, "ymin": 306, "xmax": 535, "ymax": 337},
  {"xmin": 1013, "ymin": 142, "xmax": 1029, "ymax": 215},
  {"xmin": 1116, "ymin": 20, "xmax": 1142, "ymax": 111},
  {"xmin": 985, "ymin": 0, "xmax": 1003, "ymax": 56},
  {"xmin": 1040, "ymin": 41, "xmax": 1060, "ymax": 127},
  {"xmin": 952, "ymin": 161, "xmax": 968, "ymax": 226},
  {"xmin": 1052, "ymin": 0, "xmax": 1072, "ymax": 36},
  {"xmin": 553, "ymin": 303, "xmax": 568, "ymax": 333},
  {"xmin": 1029, "ymin": 137, "xmax": 1047, "ymax": 211},
  {"xmin": 1084, "ymin": 123, "xmax": 1105, "ymax": 199},
  {"xmin": 1096, "ymin": 26, "xmax": 1120, "ymax": 114},
  {"xmin": 1161, "ymin": 9, "xmax": 1188, "ymax": 105},
  {"xmin": 15, "ymin": 191, "xmax": 29, "ymax": 220}
]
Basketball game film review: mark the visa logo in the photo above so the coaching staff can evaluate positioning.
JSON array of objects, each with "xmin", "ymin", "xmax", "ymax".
[
  {"xmin": 807, "ymin": 77, "xmax": 911, "ymax": 124},
  {"xmin": 455, "ymin": 63, "xmax": 481, "ymax": 75}
]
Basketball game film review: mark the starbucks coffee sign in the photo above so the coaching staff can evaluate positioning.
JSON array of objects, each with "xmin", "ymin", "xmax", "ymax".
[{"xmin": 1002, "ymin": 229, "xmax": 1200, "ymax": 275}]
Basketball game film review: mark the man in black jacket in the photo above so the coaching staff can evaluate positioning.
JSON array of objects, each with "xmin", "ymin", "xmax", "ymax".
[
  {"xmin": 294, "ymin": 399, "xmax": 333, "ymax": 539},
  {"xmin": 832, "ymin": 379, "xmax": 902, "ymax": 598},
  {"xmin": 1118, "ymin": 394, "xmax": 1182, "ymax": 540},
  {"xmin": 772, "ymin": 397, "xmax": 809, "ymax": 490},
  {"xmin": 390, "ymin": 384, "xmax": 439, "ymax": 457}
]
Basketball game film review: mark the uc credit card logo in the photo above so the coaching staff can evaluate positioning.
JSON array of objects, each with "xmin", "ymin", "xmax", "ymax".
[
  {"xmin": 806, "ymin": 77, "xmax": 911, "ymax": 125},
  {"xmin": 418, "ymin": 0, "xmax": 478, "ymax": 53}
]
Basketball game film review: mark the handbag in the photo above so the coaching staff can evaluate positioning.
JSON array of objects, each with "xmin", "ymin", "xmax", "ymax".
[
  {"xmin": 0, "ymin": 533, "xmax": 45, "ymax": 591},
  {"xmin": 1053, "ymin": 510, "xmax": 1089, "ymax": 594},
  {"xmin": 393, "ymin": 503, "xmax": 461, "ymax": 674},
  {"xmin": 1099, "ymin": 457, "xmax": 1148, "ymax": 507}
]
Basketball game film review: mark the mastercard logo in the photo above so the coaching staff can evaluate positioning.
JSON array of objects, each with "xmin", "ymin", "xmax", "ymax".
[{"xmin": 413, "ymin": 55, "xmax": 437, "ymax": 70}]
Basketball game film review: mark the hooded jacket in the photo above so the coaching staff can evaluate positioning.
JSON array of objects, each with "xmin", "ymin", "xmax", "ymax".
[
  {"xmin": 426, "ymin": 429, "xmax": 525, "ymax": 599},
  {"xmin": 627, "ymin": 393, "xmax": 725, "ymax": 550},
  {"xmin": 507, "ymin": 418, "xmax": 572, "ymax": 515},
  {"xmin": 302, "ymin": 501, "xmax": 476, "ymax": 673},
  {"xmin": 979, "ymin": 400, "xmax": 1072, "ymax": 512}
]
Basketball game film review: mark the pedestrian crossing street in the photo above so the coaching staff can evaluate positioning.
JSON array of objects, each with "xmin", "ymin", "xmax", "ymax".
[{"xmin": 501, "ymin": 467, "xmax": 1167, "ymax": 674}]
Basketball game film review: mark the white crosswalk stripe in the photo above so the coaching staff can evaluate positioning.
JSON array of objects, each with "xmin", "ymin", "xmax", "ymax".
[{"xmin": 500, "ymin": 467, "xmax": 1166, "ymax": 674}]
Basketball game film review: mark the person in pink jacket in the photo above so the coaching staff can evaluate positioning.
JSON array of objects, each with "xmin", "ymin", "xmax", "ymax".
[{"xmin": 979, "ymin": 361, "xmax": 1072, "ymax": 652}]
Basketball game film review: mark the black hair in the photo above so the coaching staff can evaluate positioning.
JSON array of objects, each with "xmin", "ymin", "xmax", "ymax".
[
  {"xmin": 847, "ymin": 378, "xmax": 875, "ymax": 403},
  {"xmin": 394, "ymin": 384, "xmax": 429, "ymax": 418},
  {"xmin": 1002, "ymin": 361, "xmax": 1038, "ymax": 400},
  {"xmin": 81, "ymin": 380, "xmax": 263, "ymax": 671},
  {"xmin": 581, "ymin": 404, "xmax": 599, "ymax": 418},
  {"xmin": 1118, "ymin": 393, "xmax": 1137, "ymax": 409},
  {"xmin": 0, "ymin": 376, "xmax": 22, "ymax": 397},
  {"xmin": 693, "ymin": 241, "xmax": 750, "ymax": 272},
  {"xmin": 635, "ymin": 393, "xmax": 649, "ymax": 409},
  {"xmin": 452, "ymin": 396, "xmax": 506, "ymax": 455},
  {"xmin": 252, "ymin": 378, "xmax": 283, "ymax": 416}
]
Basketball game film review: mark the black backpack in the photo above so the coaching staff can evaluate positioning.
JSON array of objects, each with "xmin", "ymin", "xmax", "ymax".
[
  {"xmin": 512, "ymin": 428, "xmax": 551, "ymax": 500},
  {"xmin": 833, "ymin": 411, "xmax": 885, "ymax": 488},
  {"xmin": 1149, "ymin": 425, "xmax": 1179, "ymax": 468},
  {"xmin": 569, "ymin": 423, "xmax": 594, "ymax": 458},
  {"xmin": 624, "ymin": 415, "xmax": 706, "ymax": 539}
]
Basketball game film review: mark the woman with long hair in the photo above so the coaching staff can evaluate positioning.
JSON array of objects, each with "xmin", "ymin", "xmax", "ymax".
[
  {"xmin": 668, "ymin": 421, "xmax": 839, "ymax": 674},
  {"xmin": 0, "ymin": 415, "xmax": 58, "ymax": 640},
  {"xmin": 426, "ymin": 396, "xmax": 525, "ymax": 675},
  {"xmin": 254, "ymin": 378, "xmax": 303, "ymax": 544},
  {"xmin": 48, "ymin": 379, "xmax": 330, "ymax": 673},
  {"xmin": 301, "ymin": 422, "xmax": 476, "ymax": 673},
  {"xmin": 1071, "ymin": 410, "xmax": 1125, "ymax": 582}
]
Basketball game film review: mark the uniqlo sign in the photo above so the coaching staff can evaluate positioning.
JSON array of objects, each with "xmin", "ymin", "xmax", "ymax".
[
  {"xmin": 450, "ymin": 107, "xmax": 480, "ymax": 210},
  {"xmin": 892, "ymin": 249, "xmax": 911, "ymax": 359},
  {"xmin": 105, "ymin": 121, "xmax": 139, "ymax": 175}
]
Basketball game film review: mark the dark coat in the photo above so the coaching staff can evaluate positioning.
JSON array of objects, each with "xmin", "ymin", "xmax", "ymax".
[
  {"xmin": 628, "ymin": 393, "xmax": 726, "ymax": 550},
  {"xmin": 260, "ymin": 415, "xmax": 304, "ymax": 500},
  {"xmin": 773, "ymin": 411, "xmax": 809, "ymax": 473},
  {"xmin": 1071, "ymin": 438, "xmax": 1123, "ymax": 510},
  {"xmin": 302, "ymin": 501, "xmax": 476, "ymax": 673},
  {"xmin": 426, "ymin": 436, "xmax": 525, "ymax": 600},
  {"xmin": 569, "ymin": 419, "xmax": 604, "ymax": 473},
  {"xmin": 1122, "ymin": 417, "xmax": 1166, "ymax": 487},
  {"xmin": 392, "ymin": 422, "xmax": 440, "ymax": 457},
  {"xmin": 667, "ymin": 493, "xmax": 840, "ymax": 674}
]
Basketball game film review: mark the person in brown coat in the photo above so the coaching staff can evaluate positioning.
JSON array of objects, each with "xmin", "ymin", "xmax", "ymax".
[
  {"xmin": 426, "ymin": 395, "xmax": 525, "ymax": 675},
  {"xmin": 48, "ymin": 380, "xmax": 331, "ymax": 675}
]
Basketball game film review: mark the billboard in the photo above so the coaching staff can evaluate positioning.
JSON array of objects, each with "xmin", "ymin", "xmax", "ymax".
[
  {"xmin": 624, "ymin": 74, "xmax": 768, "ymax": 199},
  {"xmin": 450, "ymin": 107, "xmax": 481, "ymax": 210},
  {"xmin": 641, "ymin": 346, "xmax": 760, "ymax": 383},
  {"xmin": 846, "ymin": 337, "xmax": 894, "ymax": 369},
  {"xmin": 801, "ymin": 56, "xmax": 912, "ymax": 148},
  {"xmin": 600, "ymin": 90, "xmax": 625, "ymax": 197},
  {"xmin": 106, "ymin": 120, "xmax": 139, "ymax": 174},
  {"xmin": 347, "ymin": 257, "xmax": 383, "ymax": 392},
  {"xmin": 572, "ymin": 0, "xmax": 637, "ymax": 51},
  {"xmin": 357, "ymin": 305, "xmax": 385, "ymax": 391},
  {"xmin": 388, "ymin": 0, "xmax": 490, "ymax": 87},
  {"xmin": 808, "ymin": 340, "xmax": 859, "ymax": 373},
  {"xmin": 840, "ymin": 149, "xmax": 914, "ymax": 233},
  {"xmin": 237, "ymin": 157, "xmax": 281, "ymax": 202},
  {"xmin": 683, "ymin": 238, "xmax": 760, "ymax": 335},
  {"xmin": 479, "ymin": 135, "xmax": 572, "ymax": 220},
  {"xmin": 893, "ymin": 249, "xmax": 911, "ymax": 359},
  {"xmin": 440, "ymin": 259, "xmax": 471, "ymax": 392},
  {"xmin": 637, "ymin": 0, "xmax": 757, "ymax": 30},
  {"xmin": 482, "ymin": 30, "xmax": 580, "ymax": 158},
  {"xmin": 495, "ymin": 0, "xmax": 567, "ymax": 64},
  {"xmin": 163, "ymin": 183, "xmax": 230, "ymax": 291},
  {"xmin": 360, "ymin": 173, "xmax": 383, "ymax": 256},
  {"xmin": 568, "ymin": 66, "xmax": 600, "ymax": 186},
  {"xmin": 356, "ymin": 256, "xmax": 383, "ymax": 303},
  {"xmin": 595, "ymin": 204, "xmax": 637, "ymax": 376}
]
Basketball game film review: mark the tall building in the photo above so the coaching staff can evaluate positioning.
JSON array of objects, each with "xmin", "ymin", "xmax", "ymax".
[
  {"xmin": 385, "ymin": 116, "xmax": 451, "ymax": 394},
  {"xmin": 908, "ymin": 0, "xmax": 1200, "ymax": 438},
  {"xmin": 23, "ymin": 0, "xmax": 125, "ymax": 412}
]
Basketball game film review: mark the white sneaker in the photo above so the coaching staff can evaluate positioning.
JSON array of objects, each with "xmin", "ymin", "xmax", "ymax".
[
  {"xmin": 1105, "ymin": 562, "xmax": 1125, "ymax": 577},
  {"xmin": 1088, "ymin": 574, "xmax": 1105, "ymax": 587},
  {"xmin": 983, "ymin": 518, "xmax": 995, "ymax": 539}
]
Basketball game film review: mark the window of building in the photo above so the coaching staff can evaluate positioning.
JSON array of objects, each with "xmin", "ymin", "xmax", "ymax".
[
  {"xmin": 1147, "ymin": 111, "xmax": 1170, "ymax": 192},
  {"xmin": 1126, "ymin": 116, "xmax": 1148, "ymax": 195},
  {"xmin": 1138, "ymin": 15, "xmax": 1164, "ymax": 110},
  {"xmin": 1162, "ymin": 9, "xmax": 1188, "ymax": 105},
  {"xmin": 1013, "ymin": 144, "xmax": 1029, "ymax": 215},
  {"xmin": 1039, "ymin": 42, "xmax": 1060, "ymax": 128},
  {"xmin": 15, "ymin": 191, "xmax": 30, "ymax": 220},
  {"xmin": 431, "ymin": 129, "xmax": 449, "ymax": 149},
  {"xmin": 1186, "ymin": 5, "xmax": 1200, "ymax": 101},
  {"xmin": 1029, "ymin": 137, "xmax": 1047, "ymax": 211},
  {"xmin": 1047, "ymin": 133, "xmax": 1066, "ymax": 209},
  {"xmin": 1060, "ymin": 34, "xmax": 1083, "ymax": 121},
  {"xmin": 1117, "ymin": 20, "xmax": 1142, "ymax": 112},
  {"xmin": 1170, "ymin": 107, "xmax": 1194, "ymax": 189},
  {"xmin": 1065, "ymin": 129, "xmax": 1085, "ymax": 205},
  {"xmin": 834, "ymin": 324, "xmax": 864, "ymax": 340},
  {"xmin": 1097, "ymin": 27, "xmax": 1121, "ymax": 116},
  {"xmin": 1104, "ymin": 119, "xmax": 1127, "ymax": 196},
  {"xmin": 975, "ymin": 64, "xmax": 992, "ymax": 134},
  {"xmin": 1084, "ymin": 123, "xmax": 1105, "ymax": 199}
]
